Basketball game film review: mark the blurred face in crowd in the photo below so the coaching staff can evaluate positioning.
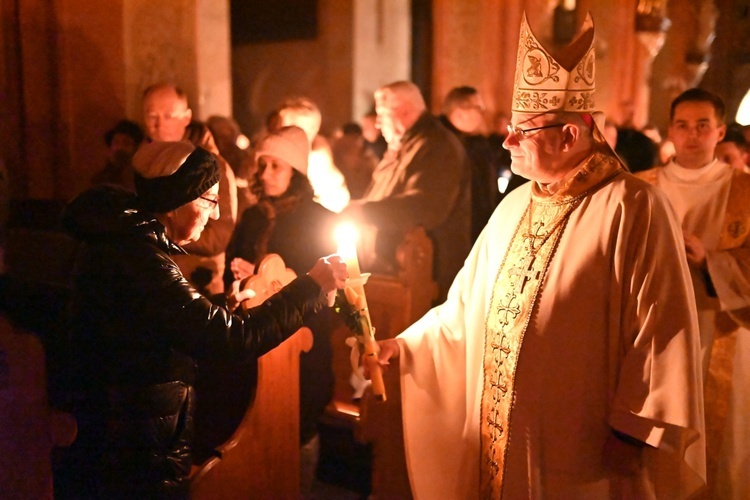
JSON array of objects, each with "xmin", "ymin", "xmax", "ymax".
[
  {"xmin": 361, "ymin": 114, "xmax": 381, "ymax": 143},
  {"xmin": 503, "ymin": 112, "xmax": 572, "ymax": 184},
  {"xmin": 279, "ymin": 110, "xmax": 319, "ymax": 145},
  {"xmin": 143, "ymin": 87, "xmax": 192, "ymax": 142},
  {"xmin": 716, "ymin": 141, "xmax": 748, "ymax": 172},
  {"xmin": 375, "ymin": 92, "xmax": 408, "ymax": 148},
  {"xmin": 258, "ymin": 155, "xmax": 294, "ymax": 197},
  {"xmin": 669, "ymin": 101, "xmax": 725, "ymax": 169},
  {"xmin": 165, "ymin": 183, "xmax": 220, "ymax": 246},
  {"xmin": 108, "ymin": 133, "xmax": 139, "ymax": 163},
  {"xmin": 449, "ymin": 94, "xmax": 487, "ymax": 135}
]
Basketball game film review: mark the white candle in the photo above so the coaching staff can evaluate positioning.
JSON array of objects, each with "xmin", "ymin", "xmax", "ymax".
[
  {"xmin": 335, "ymin": 222, "xmax": 363, "ymax": 284},
  {"xmin": 333, "ymin": 222, "xmax": 386, "ymax": 401}
]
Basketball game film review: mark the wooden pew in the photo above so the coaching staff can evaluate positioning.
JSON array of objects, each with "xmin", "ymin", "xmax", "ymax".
[
  {"xmin": 325, "ymin": 226, "xmax": 437, "ymax": 499},
  {"xmin": 190, "ymin": 254, "xmax": 312, "ymax": 499},
  {"xmin": 0, "ymin": 315, "xmax": 77, "ymax": 499},
  {"xmin": 1, "ymin": 223, "xmax": 79, "ymax": 498}
]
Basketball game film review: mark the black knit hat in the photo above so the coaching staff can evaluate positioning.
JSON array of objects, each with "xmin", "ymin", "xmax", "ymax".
[{"xmin": 132, "ymin": 142, "xmax": 220, "ymax": 213}]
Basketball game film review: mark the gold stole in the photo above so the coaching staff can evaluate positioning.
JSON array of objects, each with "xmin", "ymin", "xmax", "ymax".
[
  {"xmin": 717, "ymin": 169, "xmax": 750, "ymax": 250},
  {"xmin": 480, "ymin": 149, "xmax": 622, "ymax": 498}
]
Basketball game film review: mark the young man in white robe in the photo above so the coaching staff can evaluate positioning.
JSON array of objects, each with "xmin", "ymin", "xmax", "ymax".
[
  {"xmin": 637, "ymin": 88, "xmax": 750, "ymax": 499},
  {"xmin": 372, "ymin": 13, "xmax": 706, "ymax": 499}
]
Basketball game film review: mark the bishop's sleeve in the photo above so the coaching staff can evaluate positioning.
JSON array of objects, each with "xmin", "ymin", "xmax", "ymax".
[{"xmin": 607, "ymin": 186, "xmax": 706, "ymax": 496}]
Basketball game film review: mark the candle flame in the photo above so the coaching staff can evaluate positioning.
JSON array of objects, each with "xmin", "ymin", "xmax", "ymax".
[{"xmin": 335, "ymin": 222, "xmax": 359, "ymax": 247}]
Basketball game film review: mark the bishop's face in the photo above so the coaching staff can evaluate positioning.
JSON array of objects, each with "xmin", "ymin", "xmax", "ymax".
[{"xmin": 502, "ymin": 112, "xmax": 569, "ymax": 184}]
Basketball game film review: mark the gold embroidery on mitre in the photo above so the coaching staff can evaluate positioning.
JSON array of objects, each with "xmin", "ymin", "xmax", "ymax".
[{"xmin": 512, "ymin": 12, "xmax": 596, "ymax": 114}]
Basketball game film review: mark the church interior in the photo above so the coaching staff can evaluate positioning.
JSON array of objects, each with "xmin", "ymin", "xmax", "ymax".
[{"xmin": 2, "ymin": 0, "xmax": 750, "ymax": 498}]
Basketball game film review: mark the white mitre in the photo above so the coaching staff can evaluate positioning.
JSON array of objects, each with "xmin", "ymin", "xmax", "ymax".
[{"xmin": 512, "ymin": 11, "xmax": 596, "ymax": 114}]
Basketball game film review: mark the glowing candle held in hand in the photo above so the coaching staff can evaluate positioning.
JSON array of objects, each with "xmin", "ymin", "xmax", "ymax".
[
  {"xmin": 335, "ymin": 223, "xmax": 363, "ymax": 285},
  {"xmin": 334, "ymin": 223, "xmax": 386, "ymax": 401}
]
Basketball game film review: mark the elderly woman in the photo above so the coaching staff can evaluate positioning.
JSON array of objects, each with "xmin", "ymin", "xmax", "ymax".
[{"xmin": 62, "ymin": 141, "xmax": 346, "ymax": 498}]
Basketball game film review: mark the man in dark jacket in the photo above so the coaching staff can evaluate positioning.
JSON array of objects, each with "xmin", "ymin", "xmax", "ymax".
[
  {"xmin": 439, "ymin": 86, "xmax": 496, "ymax": 242},
  {"xmin": 61, "ymin": 141, "xmax": 346, "ymax": 498},
  {"xmin": 344, "ymin": 81, "xmax": 471, "ymax": 302}
]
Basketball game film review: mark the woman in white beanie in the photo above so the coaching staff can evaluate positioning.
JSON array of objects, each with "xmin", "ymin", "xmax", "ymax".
[
  {"xmin": 60, "ymin": 141, "xmax": 346, "ymax": 498},
  {"xmin": 224, "ymin": 125, "xmax": 340, "ymax": 495}
]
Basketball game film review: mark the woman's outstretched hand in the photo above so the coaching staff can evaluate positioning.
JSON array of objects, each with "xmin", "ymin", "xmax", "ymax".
[{"xmin": 307, "ymin": 255, "xmax": 348, "ymax": 294}]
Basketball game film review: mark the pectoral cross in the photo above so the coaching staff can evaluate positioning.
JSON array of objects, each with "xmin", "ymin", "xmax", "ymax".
[
  {"xmin": 509, "ymin": 255, "xmax": 540, "ymax": 294},
  {"xmin": 523, "ymin": 220, "xmax": 547, "ymax": 253}
]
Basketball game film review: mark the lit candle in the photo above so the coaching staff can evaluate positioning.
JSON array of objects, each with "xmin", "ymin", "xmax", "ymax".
[
  {"xmin": 334, "ymin": 223, "xmax": 386, "ymax": 401},
  {"xmin": 562, "ymin": 0, "xmax": 576, "ymax": 10},
  {"xmin": 335, "ymin": 223, "xmax": 363, "ymax": 284}
]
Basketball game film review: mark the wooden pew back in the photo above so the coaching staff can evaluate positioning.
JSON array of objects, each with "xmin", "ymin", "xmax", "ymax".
[
  {"xmin": 190, "ymin": 254, "xmax": 311, "ymax": 499},
  {"xmin": 0, "ymin": 315, "xmax": 77, "ymax": 499}
]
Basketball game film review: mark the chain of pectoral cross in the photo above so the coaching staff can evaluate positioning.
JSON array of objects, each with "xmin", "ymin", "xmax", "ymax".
[
  {"xmin": 524, "ymin": 201, "xmax": 571, "ymax": 255},
  {"xmin": 507, "ymin": 200, "xmax": 580, "ymax": 298}
]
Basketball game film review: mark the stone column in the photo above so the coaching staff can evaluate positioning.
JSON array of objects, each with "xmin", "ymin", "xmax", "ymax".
[
  {"xmin": 124, "ymin": 0, "xmax": 231, "ymax": 121},
  {"xmin": 7, "ymin": 0, "xmax": 232, "ymax": 200},
  {"xmin": 633, "ymin": 1, "xmax": 671, "ymax": 129},
  {"xmin": 650, "ymin": 0, "xmax": 717, "ymax": 132},
  {"xmin": 352, "ymin": 0, "xmax": 411, "ymax": 120}
]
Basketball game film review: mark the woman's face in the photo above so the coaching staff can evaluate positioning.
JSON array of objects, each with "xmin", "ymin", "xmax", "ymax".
[
  {"xmin": 258, "ymin": 155, "xmax": 294, "ymax": 197},
  {"xmin": 166, "ymin": 183, "xmax": 220, "ymax": 245}
]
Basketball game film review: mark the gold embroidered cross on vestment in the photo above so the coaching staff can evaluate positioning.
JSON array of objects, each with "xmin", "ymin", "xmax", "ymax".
[{"xmin": 480, "ymin": 197, "xmax": 581, "ymax": 499}]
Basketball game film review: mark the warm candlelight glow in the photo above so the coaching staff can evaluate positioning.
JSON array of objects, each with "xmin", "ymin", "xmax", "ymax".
[
  {"xmin": 333, "ymin": 222, "xmax": 386, "ymax": 401},
  {"xmin": 335, "ymin": 222, "xmax": 362, "ymax": 278}
]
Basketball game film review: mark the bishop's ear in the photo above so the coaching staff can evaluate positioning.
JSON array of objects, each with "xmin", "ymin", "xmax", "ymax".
[{"xmin": 560, "ymin": 123, "xmax": 581, "ymax": 151}]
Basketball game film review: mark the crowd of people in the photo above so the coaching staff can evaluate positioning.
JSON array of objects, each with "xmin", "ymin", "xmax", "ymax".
[{"xmin": 43, "ymin": 10, "xmax": 750, "ymax": 500}]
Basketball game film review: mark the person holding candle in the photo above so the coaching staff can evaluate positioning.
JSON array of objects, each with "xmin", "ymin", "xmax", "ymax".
[
  {"xmin": 60, "ymin": 140, "xmax": 346, "ymax": 498},
  {"xmin": 223, "ymin": 125, "xmax": 341, "ymax": 496},
  {"xmin": 372, "ymin": 13, "xmax": 705, "ymax": 499}
]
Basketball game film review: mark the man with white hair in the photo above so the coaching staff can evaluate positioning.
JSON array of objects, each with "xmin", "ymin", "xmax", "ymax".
[
  {"xmin": 345, "ymin": 81, "xmax": 471, "ymax": 302},
  {"xmin": 373, "ymin": 13, "xmax": 705, "ymax": 498},
  {"xmin": 142, "ymin": 83, "xmax": 237, "ymax": 294}
]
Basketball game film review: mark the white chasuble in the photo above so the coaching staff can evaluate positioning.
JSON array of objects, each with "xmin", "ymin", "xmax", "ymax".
[
  {"xmin": 397, "ymin": 147, "xmax": 706, "ymax": 499},
  {"xmin": 638, "ymin": 161, "xmax": 750, "ymax": 499}
]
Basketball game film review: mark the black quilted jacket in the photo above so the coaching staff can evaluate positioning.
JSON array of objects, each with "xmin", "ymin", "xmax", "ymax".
[{"xmin": 61, "ymin": 186, "xmax": 325, "ymax": 498}]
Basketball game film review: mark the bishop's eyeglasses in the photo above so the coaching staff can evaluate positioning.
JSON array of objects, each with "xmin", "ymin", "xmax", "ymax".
[{"xmin": 507, "ymin": 122, "xmax": 566, "ymax": 139}]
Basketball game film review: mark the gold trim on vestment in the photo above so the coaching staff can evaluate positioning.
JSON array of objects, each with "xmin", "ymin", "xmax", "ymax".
[
  {"xmin": 480, "ymin": 149, "xmax": 622, "ymax": 498},
  {"xmin": 718, "ymin": 169, "xmax": 750, "ymax": 250}
]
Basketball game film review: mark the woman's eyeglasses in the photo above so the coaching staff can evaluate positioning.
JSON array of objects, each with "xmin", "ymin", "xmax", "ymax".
[{"xmin": 198, "ymin": 195, "xmax": 220, "ymax": 209}]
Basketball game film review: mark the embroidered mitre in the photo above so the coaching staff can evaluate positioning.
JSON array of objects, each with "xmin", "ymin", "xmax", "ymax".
[{"xmin": 512, "ymin": 12, "xmax": 596, "ymax": 114}]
